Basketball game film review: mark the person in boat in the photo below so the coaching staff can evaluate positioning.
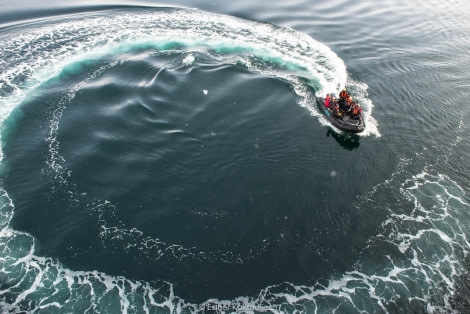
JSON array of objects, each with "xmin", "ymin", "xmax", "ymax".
[
  {"xmin": 340, "ymin": 95, "xmax": 352, "ymax": 113},
  {"xmin": 351, "ymin": 102, "xmax": 363, "ymax": 118},
  {"xmin": 338, "ymin": 88, "xmax": 349, "ymax": 111},
  {"xmin": 333, "ymin": 103, "xmax": 342, "ymax": 117},
  {"xmin": 325, "ymin": 93, "xmax": 331, "ymax": 107},
  {"xmin": 339, "ymin": 88, "xmax": 348, "ymax": 101},
  {"xmin": 343, "ymin": 97, "xmax": 353, "ymax": 113},
  {"xmin": 331, "ymin": 95, "xmax": 337, "ymax": 106}
]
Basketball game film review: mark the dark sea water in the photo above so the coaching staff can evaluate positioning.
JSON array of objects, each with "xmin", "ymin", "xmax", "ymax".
[{"xmin": 1, "ymin": 0, "xmax": 470, "ymax": 313}]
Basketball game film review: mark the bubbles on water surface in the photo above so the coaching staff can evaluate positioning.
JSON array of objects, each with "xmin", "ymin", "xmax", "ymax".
[{"xmin": 3, "ymin": 6, "xmax": 462, "ymax": 313}]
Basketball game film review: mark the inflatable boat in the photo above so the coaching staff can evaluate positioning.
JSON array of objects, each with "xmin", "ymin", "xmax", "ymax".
[{"xmin": 316, "ymin": 97, "xmax": 365, "ymax": 133}]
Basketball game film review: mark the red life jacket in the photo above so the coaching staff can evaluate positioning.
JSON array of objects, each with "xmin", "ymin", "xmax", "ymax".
[
  {"xmin": 352, "ymin": 106, "xmax": 359, "ymax": 115},
  {"xmin": 325, "ymin": 97, "xmax": 331, "ymax": 107},
  {"xmin": 352, "ymin": 105, "xmax": 362, "ymax": 116}
]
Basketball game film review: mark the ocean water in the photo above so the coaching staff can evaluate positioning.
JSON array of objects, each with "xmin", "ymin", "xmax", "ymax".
[{"xmin": 0, "ymin": 0, "xmax": 469, "ymax": 313}]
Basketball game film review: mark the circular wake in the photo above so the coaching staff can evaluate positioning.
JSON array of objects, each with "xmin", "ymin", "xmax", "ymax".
[{"xmin": 0, "ymin": 6, "xmax": 389, "ymax": 313}]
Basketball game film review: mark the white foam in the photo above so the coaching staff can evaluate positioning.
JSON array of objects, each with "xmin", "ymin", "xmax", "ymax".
[
  {"xmin": 1, "ymin": 7, "xmax": 446, "ymax": 313},
  {"xmin": 201, "ymin": 160, "xmax": 468, "ymax": 313},
  {"xmin": 182, "ymin": 54, "xmax": 196, "ymax": 66}
]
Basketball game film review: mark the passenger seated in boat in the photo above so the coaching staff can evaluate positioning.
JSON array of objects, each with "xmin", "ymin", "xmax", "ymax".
[
  {"xmin": 333, "ymin": 104, "xmax": 342, "ymax": 117},
  {"xmin": 325, "ymin": 93, "xmax": 331, "ymax": 107},
  {"xmin": 331, "ymin": 96, "xmax": 337, "ymax": 106},
  {"xmin": 351, "ymin": 102, "xmax": 362, "ymax": 118},
  {"xmin": 344, "ymin": 100, "xmax": 352, "ymax": 113}
]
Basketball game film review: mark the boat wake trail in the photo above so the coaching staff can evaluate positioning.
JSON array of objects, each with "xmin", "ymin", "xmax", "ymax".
[
  {"xmin": 0, "ymin": 7, "xmax": 379, "ymax": 138},
  {"xmin": 0, "ymin": 7, "xmax": 390, "ymax": 313}
]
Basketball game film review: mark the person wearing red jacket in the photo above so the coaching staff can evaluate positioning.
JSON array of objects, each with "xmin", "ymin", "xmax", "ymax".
[{"xmin": 325, "ymin": 93, "xmax": 331, "ymax": 107}]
